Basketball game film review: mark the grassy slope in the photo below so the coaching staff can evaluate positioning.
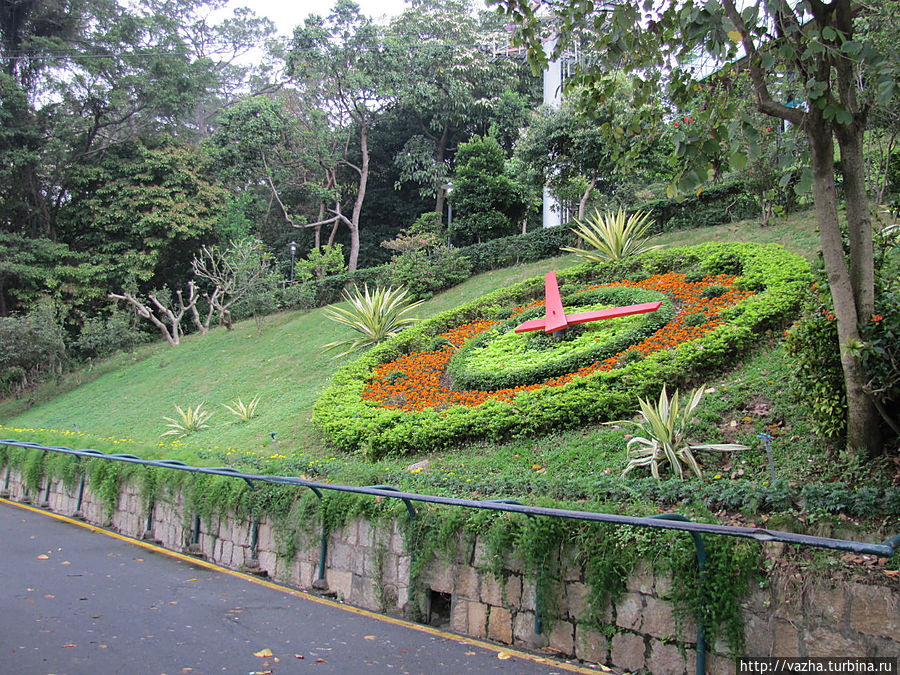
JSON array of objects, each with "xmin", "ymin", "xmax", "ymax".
[{"xmin": 0, "ymin": 211, "xmax": 833, "ymax": 487}]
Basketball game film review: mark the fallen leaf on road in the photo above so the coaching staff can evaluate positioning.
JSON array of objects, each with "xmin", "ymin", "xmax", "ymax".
[
  {"xmin": 497, "ymin": 653, "xmax": 511, "ymax": 660},
  {"xmin": 363, "ymin": 635, "xmax": 376, "ymax": 640},
  {"xmin": 61, "ymin": 561, "xmax": 70, "ymax": 566},
  {"xmin": 135, "ymin": 558, "xmax": 144, "ymax": 562},
  {"xmin": 37, "ymin": 554, "xmax": 49, "ymax": 560},
  {"xmin": 250, "ymin": 671, "xmax": 272, "ymax": 675},
  {"xmin": 253, "ymin": 649, "xmax": 273, "ymax": 658},
  {"xmin": 186, "ymin": 579, "xmax": 197, "ymax": 583},
  {"xmin": 44, "ymin": 594, "xmax": 55, "ymax": 599},
  {"xmin": 99, "ymin": 645, "xmax": 107, "ymax": 649},
  {"xmin": 315, "ymin": 658, "xmax": 327, "ymax": 663},
  {"xmin": 465, "ymin": 651, "xmax": 476, "ymax": 656},
  {"xmin": 169, "ymin": 601, "xmax": 177, "ymax": 605},
  {"xmin": 294, "ymin": 654, "xmax": 304, "ymax": 659},
  {"xmin": 62, "ymin": 644, "xmax": 76, "ymax": 648}
]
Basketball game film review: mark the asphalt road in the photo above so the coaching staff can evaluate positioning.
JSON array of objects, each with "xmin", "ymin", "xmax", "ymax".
[{"xmin": 0, "ymin": 499, "xmax": 605, "ymax": 675}]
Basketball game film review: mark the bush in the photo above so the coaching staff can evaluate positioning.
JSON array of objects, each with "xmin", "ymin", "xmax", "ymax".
[
  {"xmin": 639, "ymin": 180, "xmax": 759, "ymax": 233},
  {"xmin": 0, "ymin": 300, "xmax": 67, "ymax": 396},
  {"xmin": 74, "ymin": 309, "xmax": 144, "ymax": 359},
  {"xmin": 389, "ymin": 246, "xmax": 472, "ymax": 301}
]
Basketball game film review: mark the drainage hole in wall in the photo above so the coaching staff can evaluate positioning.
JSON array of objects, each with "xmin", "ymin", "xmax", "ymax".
[{"xmin": 428, "ymin": 590, "xmax": 452, "ymax": 629}]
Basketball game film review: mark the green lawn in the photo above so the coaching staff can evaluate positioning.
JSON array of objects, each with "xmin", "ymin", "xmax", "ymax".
[{"xmin": 0, "ymin": 210, "xmax": 844, "ymax": 493}]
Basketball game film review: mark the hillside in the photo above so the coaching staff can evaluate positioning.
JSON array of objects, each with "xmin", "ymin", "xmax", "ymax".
[{"xmin": 5, "ymin": 210, "xmax": 868, "ymax": 496}]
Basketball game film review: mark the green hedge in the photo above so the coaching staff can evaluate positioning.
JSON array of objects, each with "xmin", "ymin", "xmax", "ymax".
[
  {"xmin": 447, "ymin": 287, "xmax": 674, "ymax": 391},
  {"xmin": 640, "ymin": 180, "xmax": 760, "ymax": 233},
  {"xmin": 313, "ymin": 242, "xmax": 811, "ymax": 457},
  {"xmin": 295, "ymin": 183, "xmax": 758, "ymax": 310}
]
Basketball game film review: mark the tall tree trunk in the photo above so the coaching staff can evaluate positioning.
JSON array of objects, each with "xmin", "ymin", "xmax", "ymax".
[
  {"xmin": 807, "ymin": 112, "xmax": 881, "ymax": 457},
  {"xmin": 434, "ymin": 122, "xmax": 451, "ymax": 219},
  {"xmin": 347, "ymin": 122, "xmax": 369, "ymax": 273},
  {"xmin": 577, "ymin": 176, "xmax": 597, "ymax": 220}
]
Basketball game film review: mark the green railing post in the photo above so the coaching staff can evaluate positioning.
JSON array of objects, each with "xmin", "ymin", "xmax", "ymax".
[
  {"xmin": 650, "ymin": 513, "xmax": 706, "ymax": 675},
  {"xmin": 369, "ymin": 486, "xmax": 417, "ymax": 605}
]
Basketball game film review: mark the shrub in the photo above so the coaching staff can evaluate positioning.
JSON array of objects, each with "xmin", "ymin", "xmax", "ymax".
[
  {"xmin": 323, "ymin": 285, "xmax": 423, "ymax": 358},
  {"xmin": 563, "ymin": 209, "xmax": 662, "ymax": 262},
  {"xmin": 0, "ymin": 300, "xmax": 67, "ymax": 396},
  {"xmin": 388, "ymin": 245, "xmax": 472, "ymax": 301}
]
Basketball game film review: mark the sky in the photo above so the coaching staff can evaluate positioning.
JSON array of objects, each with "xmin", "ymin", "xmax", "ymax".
[{"xmin": 224, "ymin": 0, "xmax": 490, "ymax": 36}]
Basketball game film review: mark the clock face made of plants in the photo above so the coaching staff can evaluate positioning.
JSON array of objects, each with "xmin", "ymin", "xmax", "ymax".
[{"xmin": 314, "ymin": 243, "xmax": 811, "ymax": 457}]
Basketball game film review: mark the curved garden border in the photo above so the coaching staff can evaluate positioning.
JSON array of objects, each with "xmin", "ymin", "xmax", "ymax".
[{"xmin": 313, "ymin": 243, "xmax": 811, "ymax": 457}]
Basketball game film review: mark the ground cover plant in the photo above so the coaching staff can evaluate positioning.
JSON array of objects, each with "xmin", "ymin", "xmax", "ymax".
[{"xmin": 314, "ymin": 242, "xmax": 811, "ymax": 456}]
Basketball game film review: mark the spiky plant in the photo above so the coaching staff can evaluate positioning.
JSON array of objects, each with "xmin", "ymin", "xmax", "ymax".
[
  {"xmin": 607, "ymin": 385, "xmax": 746, "ymax": 480},
  {"xmin": 563, "ymin": 208, "xmax": 662, "ymax": 262},
  {"xmin": 222, "ymin": 396, "xmax": 261, "ymax": 423},
  {"xmin": 161, "ymin": 403, "xmax": 213, "ymax": 437},
  {"xmin": 323, "ymin": 284, "xmax": 424, "ymax": 358}
]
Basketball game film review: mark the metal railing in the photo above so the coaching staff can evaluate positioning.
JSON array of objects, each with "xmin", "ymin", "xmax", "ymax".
[{"xmin": 3, "ymin": 439, "xmax": 899, "ymax": 675}]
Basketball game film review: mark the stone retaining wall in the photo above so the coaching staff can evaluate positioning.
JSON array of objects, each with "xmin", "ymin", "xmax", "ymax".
[{"xmin": 2, "ymin": 464, "xmax": 898, "ymax": 674}]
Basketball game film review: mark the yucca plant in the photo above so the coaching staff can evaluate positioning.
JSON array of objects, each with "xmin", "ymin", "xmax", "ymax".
[
  {"xmin": 563, "ymin": 208, "xmax": 662, "ymax": 262},
  {"xmin": 161, "ymin": 403, "xmax": 213, "ymax": 437},
  {"xmin": 222, "ymin": 396, "xmax": 261, "ymax": 423},
  {"xmin": 324, "ymin": 284, "xmax": 424, "ymax": 358},
  {"xmin": 607, "ymin": 385, "xmax": 747, "ymax": 480}
]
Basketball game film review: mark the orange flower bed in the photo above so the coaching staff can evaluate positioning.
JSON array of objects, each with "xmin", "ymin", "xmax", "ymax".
[{"xmin": 362, "ymin": 273, "xmax": 752, "ymax": 412}]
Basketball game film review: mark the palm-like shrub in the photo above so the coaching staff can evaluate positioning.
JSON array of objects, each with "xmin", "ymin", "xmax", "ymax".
[
  {"xmin": 161, "ymin": 403, "xmax": 213, "ymax": 437},
  {"xmin": 608, "ymin": 385, "xmax": 746, "ymax": 479},
  {"xmin": 324, "ymin": 285, "xmax": 424, "ymax": 358},
  {"xmin": 222, "ymin": 396, "xmax": 261, "ymax": 423},
  {"xmin": 563, "ymin": 208, "xmax": 662, "ymax": 262}
]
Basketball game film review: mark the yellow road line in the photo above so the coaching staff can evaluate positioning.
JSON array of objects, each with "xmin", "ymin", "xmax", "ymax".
[{"xmin": 1, "ymin": 496, "xmax": 612, "ymax": 674}]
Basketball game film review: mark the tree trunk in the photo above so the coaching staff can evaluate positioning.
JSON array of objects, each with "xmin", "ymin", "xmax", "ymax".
[
  {"xmin": 578, "ymin": 176, "xmax": 597, "ymax": 220},
  {"xmin": 434, "ymin": 122, "xmax": 451, "ymax": 219},
  {"xmin": 807, "ymin": 112, "xmax": 881, "ymax": 457},
  {"xmin": 347, "ymin": 122, "xmax": 369, "ymax": 273}
]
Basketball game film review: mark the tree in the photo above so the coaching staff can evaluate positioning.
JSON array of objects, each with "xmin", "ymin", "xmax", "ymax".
[
  {"xmin": 58, "ymin": 140, "xmax": 226, "ymax": 294},
  {"xmin": 191, "ymin": 237, "xmax": 279, "ymax": 331},
  {"xmin": 494, "ymin": 0, "xmax": 896, "ymax": 457},
  {"xmin": 451, "ymin": 135, "xmax": 530, "ymax": 243},
  {"xmin": 287, "ymin": 0, "xmax": 397, "ymax": 272},
  {"xmin": 388, "ymin": 0, "xmax": 522, "ymax": 218}
]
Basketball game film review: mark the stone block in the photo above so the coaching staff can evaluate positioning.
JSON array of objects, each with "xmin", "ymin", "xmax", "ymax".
[
  {"xmin": 513, "ymin": 611, "xmax": 536, "ymax": 644},
  {"xmin": 455, "ymin": 565, "xmax": 479, "ymax": 600},
  {"xmin": 351, "ymin": 575, "xmax": 379, "ymax": 610},
  {"xmin": 481, "ymin": 574, "xmax": 503, "ymax": 606},
  {"xmin": 643, "ymin": 596, "xmax": 676, "ymax": 640},
  {"xmin": 326, "ymin": 569, "xmax": 353, "ymax": 600},
  {"xmin": 426, "ymin": 560, "xmax": 454, "ymax": 595},
  {"xmin": 625, "ymin": 561, "xmax": 654, "ymax": 595},
  {"xmin": 647, "ymin": 640, "xmax": 686, "ymax": 675},
  {"xmin": 505, "ymin": 575, "xmax": 522, "ymax": 607},
  {"xmin": 488, "ymin": 606, "xmax": 513, "ymax": 644},
  {"xmin": 615, "ymin": 592, "xmax": 643, "ymax": 631},
  {"xmin": 805, "ymin": 628, "xmax": 864, "ymax": 657},
  {"xmin": 560, "ymin": 547, "xmax": 583, "ymax": 582},
  {"xmin": 473, "ymin": 538, "xmax": 492, "ymax": 567},
  {"xmin": 805, "ymin": 583, "xmax": 848, "ymax": 626},
  {"xmin": 742, "ymin": 614, "xmax": 772, "ymax": 656},
  {"xmin": 257, "ymin": 550, "xmax": 276, "ymax": 574},
  {"xmin": 705, "ymin": 653, "xmax": 736, "ymax": 675},
  {"xmin": 328, "ymin": 541, "xmax": 353, "ymax": 571},
  {"xmin": 548, "ymin": 620, "xmax": 575, "ymax": 656},
  {"xmin": 521, "ymin": 579, "xmax": 537, "ymax": 612},
  {"xmin": 467, "ymin": 601, "xmax": 488, "ymax": 637},
  {"xmin": 398, "ymin": 556, "xmax": 411, "ymax": 586},
  {"xmin": 610, "ymin": 631, "xmax": 645, "ymax": 673},
  {"xmin": 358, "ymin": 519, "xmax": 374, "ymax": 548},
  {"xmin": 772, "ymin": 620, "xmax": 799, "ymax": 656},
  {"xmin": 849, "ymin": 583, "xmax": 899, "ymax": 639},
  {"xmin": 450, "ymin": 598, "xmax": 469, "ymax": 634},
  {"xmin": 574, "ymin": 625, "xmax": 608, "ymax": 665},
  {"xmin": 566, "ymin": 581, "xmax": 590, "ymax": 619}
]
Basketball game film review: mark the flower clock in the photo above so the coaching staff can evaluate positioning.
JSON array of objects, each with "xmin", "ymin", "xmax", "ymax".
[{"xmin": 314, "ymin": 242, "xmax": 811, "ymax": 457}]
